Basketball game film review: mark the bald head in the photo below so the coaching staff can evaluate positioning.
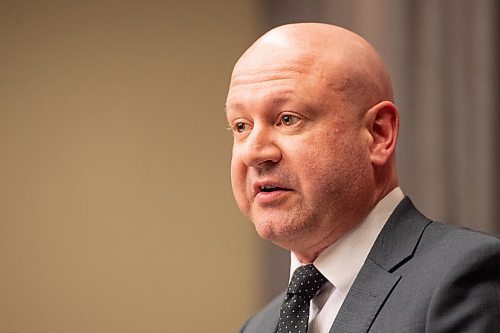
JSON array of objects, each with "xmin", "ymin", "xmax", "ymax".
[
  {"xmin": 227, "ymin": 23, "xmax": 399, "ymax": 261},
  {"xmin": 231, "ymin": 23, "xmax": 393, "ymax": 113}
]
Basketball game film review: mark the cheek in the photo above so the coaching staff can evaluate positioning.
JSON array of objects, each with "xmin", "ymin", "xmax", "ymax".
[
  {"xmin": 230, "ymin": 154, "xmax": 250, "ymax": 212},
  {"xmin": 230, "ymin": 158, "xmax": 242, "ymax": 193},
  {"xmin": 294, "ymin": 134, "xmax": 364, "ymax": 195},
  {"xmin": 285, "ymin": 142, "xmax": 331, "ymax": 193},
  {"xmin": 298, "ymin": 152, "xmax": 338, "ymax": 193}
]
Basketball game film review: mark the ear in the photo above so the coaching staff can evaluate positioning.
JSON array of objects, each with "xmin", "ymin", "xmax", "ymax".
[{"xmin": 363, "ymin": 101, "xmax": 399, "ymax": 166}]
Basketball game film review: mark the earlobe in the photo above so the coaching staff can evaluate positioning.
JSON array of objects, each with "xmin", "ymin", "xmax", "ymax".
[{"xmin": 366, "ymin": 101, "xmax": 399, "ymax": 166}]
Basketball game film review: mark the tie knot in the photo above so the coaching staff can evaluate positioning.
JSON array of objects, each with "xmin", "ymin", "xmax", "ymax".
[{"xmin": 287, "ymin": 264, "xmax": 327, "ymax": 300}]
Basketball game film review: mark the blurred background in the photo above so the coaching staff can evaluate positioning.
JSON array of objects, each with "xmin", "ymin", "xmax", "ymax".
[{"xmin": 0, "ymin": 1, "xmax": 497, "ymax": 332}]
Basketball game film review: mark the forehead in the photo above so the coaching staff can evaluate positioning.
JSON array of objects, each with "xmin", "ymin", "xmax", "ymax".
[
  {"xmin": 226, "ymin": 73, "xmax": 318, "ymax": 116},
  {"xmin": 226, "ymin": 44, "xmax": 334, "ymax": 115},
  {"xmin": 226, "ymin": 50, "xmax": 328, "ymax": 104}
]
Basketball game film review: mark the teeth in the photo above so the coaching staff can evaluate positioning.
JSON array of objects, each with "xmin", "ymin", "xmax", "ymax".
[{"xmin": 260, "ymin": 185, "xmax": 281, "ymax": 193}]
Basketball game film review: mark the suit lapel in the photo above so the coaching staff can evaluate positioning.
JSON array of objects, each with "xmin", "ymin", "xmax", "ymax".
[
  {"xmin": 330, "ymin": 197, "xmax": 431, "ymax": 332},
  {"xmin": 330, "ymin": 259, "xmax": 400, "ymax": 332}
]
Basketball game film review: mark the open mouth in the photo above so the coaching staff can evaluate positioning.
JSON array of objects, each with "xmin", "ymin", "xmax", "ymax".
[{"xmin": 259, "ymin": 185, "xmax": 291, "ymax": 193}]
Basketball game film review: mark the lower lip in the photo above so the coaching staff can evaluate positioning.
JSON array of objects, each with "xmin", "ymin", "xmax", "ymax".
[{"xmin": 254, "ymin": 190, "xmax": 292, "ymax": 205}]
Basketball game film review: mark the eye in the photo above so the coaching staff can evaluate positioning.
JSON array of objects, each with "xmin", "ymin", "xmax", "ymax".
[
  {"xmin": 231, "ymin": 121, "xmax": 251, "ymax": 134},
  {"xmin": 279, "ymin": 114, "xmax": 301, "ymax": 126}
]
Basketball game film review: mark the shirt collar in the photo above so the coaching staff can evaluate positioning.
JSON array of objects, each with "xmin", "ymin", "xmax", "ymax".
[{"xmin": 290, "ymin": 187, "xmax": 404, "ymax": 292}]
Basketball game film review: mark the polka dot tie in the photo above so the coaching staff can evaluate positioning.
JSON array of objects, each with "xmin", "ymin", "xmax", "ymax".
[{"xmin": 277, "ymin": 264, "xmax": 327, "ymax": 333}]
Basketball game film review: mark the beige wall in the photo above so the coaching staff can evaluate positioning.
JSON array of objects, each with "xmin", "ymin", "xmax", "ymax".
[{"xmin": 0, "ymin": 1, "xmax": 265, "ymax": 332}]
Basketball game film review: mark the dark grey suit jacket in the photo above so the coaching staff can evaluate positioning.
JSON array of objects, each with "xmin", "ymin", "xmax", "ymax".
[{"xmin": 239, "ymin": 197, "xmax": 500, "ymax": 332}]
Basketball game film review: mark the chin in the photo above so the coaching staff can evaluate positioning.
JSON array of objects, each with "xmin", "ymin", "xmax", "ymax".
[
  {"xmin": 252, "ymin": 216, "xmax": 304, "ymax": 245},
  {"xmin": 253, "ymin": 220, "xmax": 277, "ymax": 241}
]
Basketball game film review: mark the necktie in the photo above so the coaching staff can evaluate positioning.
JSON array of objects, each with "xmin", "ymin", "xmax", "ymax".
[{"xmin": 277, "ymin": 264, "xmax": 327, "ymax": 333}]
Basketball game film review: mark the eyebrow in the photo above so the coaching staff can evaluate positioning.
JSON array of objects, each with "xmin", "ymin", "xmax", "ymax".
[
  {"xmin": 269, "ymin": 94, "xmax": 296, "ymax": 106},
  {"xmin": 225, "ymin": 102, "xmax": 244, "ymax": 113}
]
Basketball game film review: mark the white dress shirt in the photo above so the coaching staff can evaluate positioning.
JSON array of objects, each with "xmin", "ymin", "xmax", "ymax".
[{"xmin": 289, "ymin": 187, "xmax": 404, "ymax": 333}]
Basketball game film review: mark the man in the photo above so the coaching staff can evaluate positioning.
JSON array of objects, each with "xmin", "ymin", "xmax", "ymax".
[{"xmin": 226, "ymin": 23, "xmax": 500, "ymax": 333}]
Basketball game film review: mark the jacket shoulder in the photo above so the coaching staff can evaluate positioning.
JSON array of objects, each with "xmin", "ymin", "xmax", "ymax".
[{"xmin": 239, "ymin": 291, "xmax": 284, "ymax": 333}]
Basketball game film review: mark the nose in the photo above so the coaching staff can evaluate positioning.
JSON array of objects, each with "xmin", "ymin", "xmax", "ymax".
[{"xmin": 238, "ymin": 126, "xmax": 281, "ymax": 167}]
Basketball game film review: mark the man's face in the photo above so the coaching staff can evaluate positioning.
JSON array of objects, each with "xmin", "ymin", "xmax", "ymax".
[{"xmin": 226, "ymin": 52, "xmax": 372, "ymax": 251}]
